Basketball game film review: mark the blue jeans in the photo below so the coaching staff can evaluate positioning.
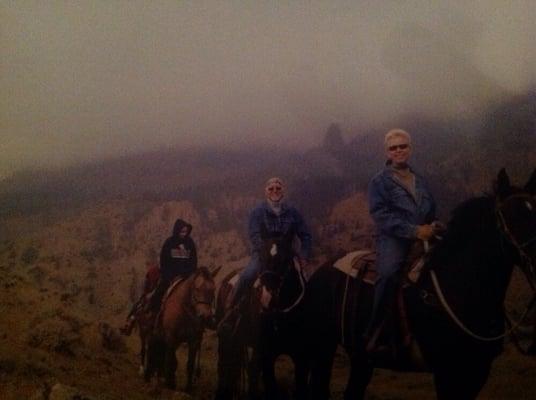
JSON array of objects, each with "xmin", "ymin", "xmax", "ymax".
[{"xmin": 367, "ymin": 236, "xmax": 409, "ymax": 335}]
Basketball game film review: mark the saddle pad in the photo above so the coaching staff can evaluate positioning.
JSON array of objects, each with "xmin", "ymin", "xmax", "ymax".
[{"xmin": 333, "ymin": 250, "xmax": 376, "ymax": 282}]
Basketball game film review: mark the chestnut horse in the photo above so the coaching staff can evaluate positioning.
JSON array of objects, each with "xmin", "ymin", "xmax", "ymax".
[
  {"xmin": 307, "ymin": 168, "xmax": 536, "ymax": 399},
  {"xmin": 144, "ymin": 267, "xmax": 219, "ymax": 391}
]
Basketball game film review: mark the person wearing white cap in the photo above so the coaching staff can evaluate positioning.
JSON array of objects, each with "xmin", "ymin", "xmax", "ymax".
[{"xmin": 229, "ymin": 177, "xmax": 312, "ymax": 308}]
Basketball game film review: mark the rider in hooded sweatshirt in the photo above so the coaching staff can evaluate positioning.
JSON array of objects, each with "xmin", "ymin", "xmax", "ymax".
[{"xmin": 150, "ymin": 218, "xmax": 198, "ymax": 312}]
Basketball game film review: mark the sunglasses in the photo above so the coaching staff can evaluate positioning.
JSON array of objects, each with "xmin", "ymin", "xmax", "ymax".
[
  {"xmin": 388, "ymin": 143, "xmax": 409, "ymax": 151},
  {"xmin": 267, "ymin": 186, "xmax": 283, "ymax": 192}
]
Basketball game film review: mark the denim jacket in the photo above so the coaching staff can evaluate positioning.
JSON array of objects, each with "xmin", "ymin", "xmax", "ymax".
[
  {"xmin": 248, "ymin": 201, "xmax": 312, "ymax": 260},
  {"xmin": 368, "ymin": 164, "xmax": 436, "ymax": 274}
]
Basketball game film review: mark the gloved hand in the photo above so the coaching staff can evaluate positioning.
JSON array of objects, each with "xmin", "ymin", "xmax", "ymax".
[
  {"xmin": 415, "ymin": 224, "xmax": 435, "ymax": 241},
  {"xmin": 431, "ymin": 221, "xmax": 447, "ymax": 234}
]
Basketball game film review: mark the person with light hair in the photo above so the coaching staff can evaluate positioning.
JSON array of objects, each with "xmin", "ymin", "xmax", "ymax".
[
  {"xmin": 365, "ymin": 128, "xmax": 439, "ymax": 351},
  {"xmin": 228, "ymin": 177, "xmax": 312, "ymax": 308}
]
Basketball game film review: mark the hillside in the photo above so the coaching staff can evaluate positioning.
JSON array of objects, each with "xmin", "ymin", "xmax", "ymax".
[
  {"xmin": 1, "ymin": 185, "xmax": 535, "ymax": 399},
  {"xmin": 0, "ymin": 90, "xmax": 535, "ymax": 399}
]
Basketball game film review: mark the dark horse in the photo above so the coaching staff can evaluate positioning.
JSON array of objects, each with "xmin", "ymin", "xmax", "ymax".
[
  {"xmin": 215, "ymin": 234, "xmax": 332, "ymax": 400},
  {"xmin": 307, "ymin": 169, "xmax": 536, "ymax": 400},
  {"xmin": 144, "ymin": 267, "xmax": 219, "ymax": 391}
]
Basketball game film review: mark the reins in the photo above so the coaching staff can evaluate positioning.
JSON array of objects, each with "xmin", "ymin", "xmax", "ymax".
[
  {"xmin": 258, "ymin": 257, "xmax": 307, "ymax": 313},
  {"xmin": 184, "ymin": 272, "xmax": 215, "ymax": 320},
  {"xmin": 429, "ymin": 193, "xmax": 536, "ymax": 344},
  {"xmin": 280, "ymin": 259, "xmax": 306, "ymax": 313},
  {"xmin": 496, "ymin": 195, "xmax": 536, "ymax": 290},
  {"xmin": 430, "ymin": 270, "xmax": 535, "ymax": 342}
]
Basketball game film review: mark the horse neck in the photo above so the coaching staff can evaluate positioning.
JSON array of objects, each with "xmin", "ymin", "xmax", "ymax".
[
  {"xmin": 276, "ymin": 264, "xmax": 304, "ymax": 310},
  {"xmin": 166, "ymin": 274, "xmax": 196, "ymax": 312},
  {"xmin": 429, "ymin": 199, "xmax": 515, "ymax": 312}
]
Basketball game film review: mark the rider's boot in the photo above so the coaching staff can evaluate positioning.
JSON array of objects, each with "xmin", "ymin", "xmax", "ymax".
[{"xmin": 364, "ymin": 278, "xmax": 397, "ymax": 353}]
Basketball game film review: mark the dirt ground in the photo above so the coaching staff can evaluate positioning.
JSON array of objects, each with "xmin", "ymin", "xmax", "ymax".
[{"xmin": 1, "ymin": 325, "xmax": 535, "ymax": 400}]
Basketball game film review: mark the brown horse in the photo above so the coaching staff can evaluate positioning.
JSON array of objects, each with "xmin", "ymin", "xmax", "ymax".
[{"xmin": 144, "ymin": 267, "xmax": 220, "ymax": 391}]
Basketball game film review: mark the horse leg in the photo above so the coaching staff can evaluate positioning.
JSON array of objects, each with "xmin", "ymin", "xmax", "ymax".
[
  {"xmin": 344, "ymin": 349, "xmax": 373, "ymax": 400},
  {"xmin": 215, "ymin": 331, "xmax": 241, "ymax": 400},
  {"xmin": 309, "ymin": 342, "xmax": 336, "ymax": 400},
  {"xmin": 139, "ymin": 330, "xmax": 146, "ymax": 376},
  {"xmin": 260, "ymin": 352, "xmax": 279, "ymax": 400},
  {"xmin": 247, "ymin": 346, "xmax": 262, "ymax": 400},
  {"xmin": 143, "ymin": 336, "xmax": 158, "ymax": 382},
  {"xmin": 185, "ymin": 338, "xmax": 200, "ymax": 393},
  {"xmin": 529, "ymin": 317, "xmax": 536, "ymax": 355},
  {"xmin": 164, "ymin": 345, "xmax": 178, "ymax": 390},
  {"xmin": 293, "ymin": 356, "xmax": 309, "ymax": 400},
  {"xmin": 434, "ymin": 358, "xmax": 492, "ymax": 400}
]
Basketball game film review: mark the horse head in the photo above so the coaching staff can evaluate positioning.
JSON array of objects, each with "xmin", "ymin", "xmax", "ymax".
[
  {"xmin": 189, "ymin": 267, "xmax": 219, "ymax": 326},
  {"xmin": 257, "ymin": 235, "xmax": 304, "ymax": 312},
  {"xmin": 495, "ymin": 168, "xmax": 536, "ymax": 284}
]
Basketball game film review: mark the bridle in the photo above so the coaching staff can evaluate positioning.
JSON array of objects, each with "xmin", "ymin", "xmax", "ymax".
[
  {"xmin": 495, "ymin": 193, "xmax": 536, "ymax": 289},
  {"xmin": 429, "ymin": 192, "xmax": 536, "ymax": 344},
  {"xmin": 185, "ymin": 272, "xmax": 215, "ymax": 320},
  {"xmin": 258, "ymin": 257, "xmax": 306, "ymax": 313}
]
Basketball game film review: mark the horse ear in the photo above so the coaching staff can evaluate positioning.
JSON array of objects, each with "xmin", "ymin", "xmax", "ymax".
[
  {"xmin": 211, "ymin": 265, "xmax": 222, "ymax": 278},
  {"xmin": 495, "ymin": 168, "xmax": 512, "ymax": 199},
  {"xmin": 524, "ymin": 168, "xmax": 536, "ymax": 195}
]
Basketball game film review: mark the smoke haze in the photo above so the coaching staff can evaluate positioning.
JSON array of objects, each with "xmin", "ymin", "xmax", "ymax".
[{"xmin": 2, "ymin": 1, "xmax": 535, "ymax": 177}]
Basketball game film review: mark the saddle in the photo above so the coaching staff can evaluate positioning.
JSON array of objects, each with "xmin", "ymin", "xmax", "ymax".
[
  {"xmin": 333, "ymin": 250, "xmax": 377, "ymax": 283},
  {"xmin": 139, "ymin": 276, "xmax": 189, "ymax": 331},
  {"xmin": 333, "ymin": 242, "xmax": 430, "ymax": 369},
  {"xmin": 332, "ymin": 242, "xmax": 428, "ymax": 285}
]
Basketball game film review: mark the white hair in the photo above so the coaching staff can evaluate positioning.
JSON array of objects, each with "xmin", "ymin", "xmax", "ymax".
[
  {"xmin": 384, "ymin": 129, "xmax": 411, "ymax": 146},
  {"xmin": 265, "ymin": 177, "xmax": 284, "ymax": 188}
]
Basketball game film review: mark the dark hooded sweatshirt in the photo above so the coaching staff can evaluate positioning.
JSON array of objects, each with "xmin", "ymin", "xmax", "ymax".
[{"xmin": 159, "ymin": 219, "xmax": 198, "ymax": 282}]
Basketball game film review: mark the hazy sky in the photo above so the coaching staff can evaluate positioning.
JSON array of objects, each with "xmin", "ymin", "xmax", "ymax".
[{"xmin": 2, "ymin": 1, "xmax": 535, "ymax": 178}]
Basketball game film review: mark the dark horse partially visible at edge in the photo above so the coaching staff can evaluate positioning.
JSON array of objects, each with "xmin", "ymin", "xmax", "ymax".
[
  {"xmin": 215, "ymin": 234, "xmax": 332, "ymax": 400},
  {"xmin": 307, "ymin": 169, "xmax": 536, "ymax": 400}
]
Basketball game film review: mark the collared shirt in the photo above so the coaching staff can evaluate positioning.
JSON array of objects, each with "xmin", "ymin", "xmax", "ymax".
[
  {"xmin": 368, "ymin": 164, "xmax": 436, "ymax": 240},
  {"xmin": 248, "ymin": 200, "xmax": 312, "ymax": 260}
]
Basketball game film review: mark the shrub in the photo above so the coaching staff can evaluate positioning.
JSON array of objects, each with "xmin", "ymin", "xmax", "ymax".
[{"xmin": 21, "ymin": 246, "xmax": 39, "ymax": 265}]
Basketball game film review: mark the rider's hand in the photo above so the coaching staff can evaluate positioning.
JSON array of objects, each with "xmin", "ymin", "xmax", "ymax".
[
  {"xmin": 415, "ymin": 224, "xmax": 435, "ymax": 241},
  {"xmin": 431, "ymin": 221, "xmax": 447, "ymax": 234}
]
